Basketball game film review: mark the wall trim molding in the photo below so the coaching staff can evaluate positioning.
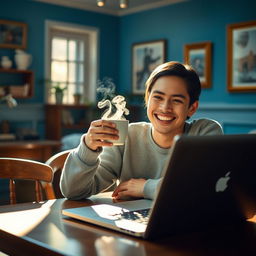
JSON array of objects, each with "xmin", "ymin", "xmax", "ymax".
[
  {"xmin": 198, "ymin": 103, "xmax": 256, "ymax": 111},
  {"xmin": 194, "ymin": 103, "xmax": 256, "ymax": 133},
  {"xmin": 1, "ymin": 102, "xmax": 256, "ymax": 134},
  {"xmin": 0, "ymin": 104, "xmax": 44, "ymax": 131},
  {"xmin": 0, "ymin": 104, "xmax": 44, "ymax": 121}
]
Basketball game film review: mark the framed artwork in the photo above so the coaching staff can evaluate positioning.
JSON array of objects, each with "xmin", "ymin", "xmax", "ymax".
[
  {"xmin": 0, "ymin": 20, "xmax": 27, "ymax": 49},
  {"xmin": 184, "ymin": 42, "xmax": 212, "ymax": 88},
  {"xmin": 132, "ymin": 39, "xmax": 166, "ymax": 95},
  {"xmin": 227, "ymin": 20, "xmax": 256, "ymax": 92}
]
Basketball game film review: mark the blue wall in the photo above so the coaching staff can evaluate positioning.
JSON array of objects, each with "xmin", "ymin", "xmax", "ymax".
[
  {"xmin": 0, "ymin": 0, "xmax": 119, "ymax": 103},
  {"xmin": 119, "ymin": 0, "xmax": 256, "ymax": 105},
  {"xmin": 1, "ymin": 0, "xmax": 256, "ymax": 135}
]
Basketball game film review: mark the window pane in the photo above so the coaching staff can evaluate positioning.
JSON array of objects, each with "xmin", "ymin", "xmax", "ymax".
[
  {"xmin": 51, "ymin": 61, "xmax": 67, "ymax": 82},
  {"xmin": 78, "ymin": 64, "xmax": 84, "ymax": 83},
  {"xmin": 68, "ymin": 40, "xmax": 76, "ymax": 61},
  {"xmin": 68, "ymin": 63, "xmax": 84, "ymax": 84},
  {"xmin": 68, "ymin": 62, "xmax": 76, "ymax": 83},
  {"xmin": 69, "ymin": 83, "xmax": 76, "ymax": 95},
  {"xmin": 52, "ymin": 38, "xmax": 67, "ymax": 61},
  {"xmin": 78, "ymin": 41, "xmax": 84, "ymax": 61},
  {"xmin": 76, "ymin": 83, "xmax": 83, "ymax": 94},
  {"xmin": 73, "ymin": 83, "xmax": 81, "ymax": 94}
]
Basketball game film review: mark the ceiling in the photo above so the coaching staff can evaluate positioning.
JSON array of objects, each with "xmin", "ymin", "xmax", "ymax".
[{"xmin": 34, "ymin": 0, "xmax": 188, "ymax": 16}]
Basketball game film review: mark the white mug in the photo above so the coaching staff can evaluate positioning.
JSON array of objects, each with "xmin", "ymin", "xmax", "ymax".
[{"xmin": 105, "ymin": 119, "xmax": 129, "ymax": 145}]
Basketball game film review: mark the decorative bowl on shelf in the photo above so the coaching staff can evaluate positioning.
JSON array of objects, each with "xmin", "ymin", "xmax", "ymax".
[{"xmin": 1, "ymin": 56, "xmax": 12, "ymax": 69}]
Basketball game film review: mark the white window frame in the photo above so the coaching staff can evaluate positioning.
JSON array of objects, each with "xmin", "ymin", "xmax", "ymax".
[{"xmin": 45, "ymin": 20, "xmax": 99, "ymax": 104}]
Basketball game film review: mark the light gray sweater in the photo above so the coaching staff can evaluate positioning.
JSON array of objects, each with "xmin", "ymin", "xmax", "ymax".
[{"xmin": 60, "ymin": 118, "xmax": 223, "ymax": 200}]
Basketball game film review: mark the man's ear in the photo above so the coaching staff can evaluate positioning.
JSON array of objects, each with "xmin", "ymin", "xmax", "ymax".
[{"xmin": 188, "ymin": 101, "xmax": 199, "ymax": 118}]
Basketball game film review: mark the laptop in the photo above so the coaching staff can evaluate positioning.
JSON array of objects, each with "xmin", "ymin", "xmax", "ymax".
[{"xmin": 62, "ymin": 134, "xmax": 256, "ymax": 239}]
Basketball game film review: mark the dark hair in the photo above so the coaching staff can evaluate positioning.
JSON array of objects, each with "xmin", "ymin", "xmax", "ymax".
[{"xmin": 144, "ymin": 61, "xmax": 201, "ymax": 106}]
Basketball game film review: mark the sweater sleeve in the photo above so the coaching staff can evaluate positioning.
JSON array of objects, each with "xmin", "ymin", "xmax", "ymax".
[
  {"xmin": 60, "ymin": 135, "xmax": 122, "ymax": 200},
  {"xmin": 186, "ymin": 118, "xmax": 224, "ymax": 135},
  {"xmin": 143, "ymin": 178, "xmax": 162, "ymax": 199}
]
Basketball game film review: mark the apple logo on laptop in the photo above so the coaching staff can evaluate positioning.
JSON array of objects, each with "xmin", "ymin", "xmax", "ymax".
[{"xmin": 215, "ymin": 171, "xmax": 231, "ymax": 192}]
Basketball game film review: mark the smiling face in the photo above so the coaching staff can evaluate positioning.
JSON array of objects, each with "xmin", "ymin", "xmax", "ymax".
[{"xmin": 146, "ymin": 76, "xmax": 198, "ymax": 148}]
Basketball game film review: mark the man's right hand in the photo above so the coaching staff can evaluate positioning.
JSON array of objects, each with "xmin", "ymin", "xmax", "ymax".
[{"xmin": 84, "ymin": 119, "xmax": 119, "ymax": 151}]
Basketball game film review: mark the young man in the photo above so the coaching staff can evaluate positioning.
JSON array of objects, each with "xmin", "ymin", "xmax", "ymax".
[{"xmin": 60, "ymin": 61, "xmax": 223, "ymax": 200}]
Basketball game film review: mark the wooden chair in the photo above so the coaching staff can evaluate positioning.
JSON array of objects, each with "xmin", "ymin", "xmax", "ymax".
[
  {"xmin": 0, "ymin": 157, "xmax": 55, "ymax": 204},
  {"xmin": 45, "ymin": 149, "xmax": 71, "ymax": 198}
]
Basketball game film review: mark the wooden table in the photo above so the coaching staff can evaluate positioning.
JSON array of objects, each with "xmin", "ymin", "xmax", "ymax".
[
  {"xmin": 0, "ymin": 193, "xmax": 256, "ymax": 256},
  {"xmin": 0, "ymin": 140, "xmax": 61, "ymax": 162}
]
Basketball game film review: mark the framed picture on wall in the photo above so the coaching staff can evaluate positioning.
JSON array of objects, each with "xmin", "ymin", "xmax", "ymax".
[
  {"xmin": 132, "ymin": 39, "xmax": 166, "ymax": 95},
  {"xmin": 0, "ymin": 20, "xmax": 27, "ymax": 49},
  {"xmin": 184, "ymin": 42, "xmax": 212, "ymax": 88},
  {"xmin": 227, "ymin": 20, "xmax": 256, "ymax": 92}
]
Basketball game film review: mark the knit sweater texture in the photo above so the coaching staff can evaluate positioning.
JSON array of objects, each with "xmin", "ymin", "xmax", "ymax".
[{"xmin": 60, "ymin": 118, "xmax": 223, "ymax": 200}]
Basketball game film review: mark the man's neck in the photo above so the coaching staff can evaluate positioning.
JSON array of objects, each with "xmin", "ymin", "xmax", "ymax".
[{"xmin": 151, "ymin": 131, "xmax": 175, "ymax": 149}]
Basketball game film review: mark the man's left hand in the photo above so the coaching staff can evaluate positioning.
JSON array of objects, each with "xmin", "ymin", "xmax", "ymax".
[{"xmin": 112, "ymin": 178, "xmax": 146, "ymax": 200}]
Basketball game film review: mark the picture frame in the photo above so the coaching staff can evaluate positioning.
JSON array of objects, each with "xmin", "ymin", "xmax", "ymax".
[
  {"xmin": 0, "ymin": 20, "xmax": 27, "ymax": 49},
  {"xmin": 227, "ymin": 20, "xmax": 256, "ymax": 92},
  {"xmin": 132, "ymin": 39, "xmax": 166, "ymax": 95},
  {"xmin": 184, "ymin": 42, "xmax": 212, "ymax": 88}
]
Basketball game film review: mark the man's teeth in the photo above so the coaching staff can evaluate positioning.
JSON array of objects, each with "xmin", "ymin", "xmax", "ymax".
[{"xmin": 157, "ymin": 115, "xmax": 173, "ymax": 121}]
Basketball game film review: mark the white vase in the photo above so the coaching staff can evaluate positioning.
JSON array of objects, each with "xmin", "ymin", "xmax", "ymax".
[
  {"xmin": 14, "ymin": 50, "xmax": 32, "ymax": 70},
  {"xmin": 1, "ymin": 56, "xmax": 12, "ymax": 69},
  {"xmin": 55, "ymin": 92, "xmax": 63, "ymax": 104}
]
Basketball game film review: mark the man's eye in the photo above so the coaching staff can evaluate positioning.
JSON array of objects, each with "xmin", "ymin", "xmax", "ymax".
[
  {"xmin": 153, "ymin": 95, "xmax": 163, "ymax": 100},
  {"xmin": 173, "ymin": 99, "xmax": 183, "ymax": 104}
]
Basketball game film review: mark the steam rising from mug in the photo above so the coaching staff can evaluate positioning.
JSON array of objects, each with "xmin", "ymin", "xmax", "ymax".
[{"xmin": 97, "ymin": 78, "xmax": 129, "ymax": 120}]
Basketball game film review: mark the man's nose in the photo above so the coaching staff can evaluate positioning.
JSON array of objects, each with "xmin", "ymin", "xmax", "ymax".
[{"xmin": 160, "ymin": 100, "xmax": 172, "ymax": 111}]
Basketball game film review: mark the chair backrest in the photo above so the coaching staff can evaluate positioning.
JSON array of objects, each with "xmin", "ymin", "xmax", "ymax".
[
  {"xmin": 0, "ymin": 157, "xmax": 55, "ymax": 204},
  {"xmin": 45, "ymin": 149, "xmax": 71, "ymax": 198}
]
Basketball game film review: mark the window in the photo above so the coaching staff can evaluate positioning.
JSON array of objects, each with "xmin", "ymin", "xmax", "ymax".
[{"xmin": 45, "ymin": 21, "xmax": 98, "ymax": 104}]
